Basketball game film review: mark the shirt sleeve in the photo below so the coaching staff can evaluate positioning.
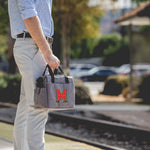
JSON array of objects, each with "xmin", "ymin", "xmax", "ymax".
[{"xmin": 17, "ymin": 0, "xmax": 37, "ymax": 19}]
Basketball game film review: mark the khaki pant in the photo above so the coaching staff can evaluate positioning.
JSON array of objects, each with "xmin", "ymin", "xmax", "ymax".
[{"xmin": 13, "ymin": 38, "xmax": 50, "ymax": 150}]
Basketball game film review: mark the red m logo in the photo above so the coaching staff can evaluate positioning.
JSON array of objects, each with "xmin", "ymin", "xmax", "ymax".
[{"xmin": 56, "ymin": 89, "xmax": 67, "ymax": 102}]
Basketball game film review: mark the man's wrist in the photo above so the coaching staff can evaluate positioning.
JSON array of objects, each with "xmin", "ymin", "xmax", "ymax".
[{"xmin": 43, "ymin": 48, "xmax": 53, "ymax": 56}]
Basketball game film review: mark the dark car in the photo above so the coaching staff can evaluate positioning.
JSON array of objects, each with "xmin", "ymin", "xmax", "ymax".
[{"xmin": 79, "ymin": 67, "xmax": 117, "ymax": 81}]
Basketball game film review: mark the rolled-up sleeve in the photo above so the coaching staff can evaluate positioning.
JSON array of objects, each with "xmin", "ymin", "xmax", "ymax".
[{"xmin": 17, "ymin": 0, "xmax": 37, "ymax": 19}]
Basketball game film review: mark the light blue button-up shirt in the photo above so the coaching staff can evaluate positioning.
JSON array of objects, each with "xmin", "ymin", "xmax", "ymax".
[{"xmin": 8, "ymin": 0, "xmax": 54, "ymax": 39}]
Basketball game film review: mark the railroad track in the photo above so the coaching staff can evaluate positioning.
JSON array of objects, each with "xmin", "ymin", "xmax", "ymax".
[
  {"xmin": 49, "ymin": 111, "xmax": 150, "ymax": 136},
  {"xmin": 46, "ymin": 111, "xmax": 150, "ymax": 150}
]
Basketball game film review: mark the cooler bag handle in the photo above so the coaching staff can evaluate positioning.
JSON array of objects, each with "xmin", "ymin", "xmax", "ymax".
[{"xmin": 42, "ymin": 64, "xmax": 69, "ymax": 83}]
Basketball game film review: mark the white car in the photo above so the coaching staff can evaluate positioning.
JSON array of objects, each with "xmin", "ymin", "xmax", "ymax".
[
  {"xmin": 70, "ymin": 64, "xmax": 97, "ymax": 77},
  {"xmin": 117, "ymin": 64, "xmax": 150, "ymax": 77}
]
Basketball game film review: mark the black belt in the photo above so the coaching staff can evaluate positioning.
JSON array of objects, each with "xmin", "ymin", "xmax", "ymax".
[{"xmin": 17, "ymin": 32, "xmax": 53, "ymax": 44}]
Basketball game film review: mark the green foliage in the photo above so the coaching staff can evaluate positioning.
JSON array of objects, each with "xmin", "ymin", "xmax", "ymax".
[
  {"xmin": 53, "ymin": 0, "xmax": 102, "ymax": 43},
  {"xmin": 139, "ymin": 25, "xmax": 150, "ymax": 32},
  {"xmin": 0, "ymin": 72, "xmax": 8, "ymax": 88},
  {"xmin": 0, "ymin": 35, "xmax": 8, "ymax": 58},
  {"xmin": 0, "ymin": 72, "xmax": 21, "ymax": 89},
  {"xmin": 71, "ymin": 38, "xmax": 100, "ymax": 58},
  {"xmin": 93, "ymin": 34, "xmax": 129, "ymax": 66},
  {"xmin": 74, "ymin": 78, "xmax": 93, "ymax": 104},
  {"xmin": 103, "ymin": 35, "xmax": 121, "ymax": 56},
  {"xmin": 0, "ymin": 0, "xmax": 9, "ymax": 35},
  {"xmin": 0, "ymin": 72, "xmax": 21, "ymax": 104},
  {"xmin": 131, "ymin": 0, "xmax": 150, "ymax": 4},
  {"xmin": 94, "ymin": 34, "xmax": 122, "ymax": 56},
  {"xmin": 71, "ymin": 34, "xmax": 130, "ymax": 62}
]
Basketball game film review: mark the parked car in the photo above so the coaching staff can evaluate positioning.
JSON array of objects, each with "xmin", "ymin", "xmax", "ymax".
[
  {"xmin": 79, "ymin": 66, "xmax": 117, "ymax": 81},
  {"xmin": 116, "ymin": 64, "xmax": 130, "ymax": 75},
  {"xmin": 133, "ymin": 64, "xmax": 150, "ymax": 77},
  {"xmin": 70, "ymin": 63, "xmax": 97, "ymax": 77},
  {"xmin": 117, "ymin": 64, "xmax": 150, "ymax": 77}
]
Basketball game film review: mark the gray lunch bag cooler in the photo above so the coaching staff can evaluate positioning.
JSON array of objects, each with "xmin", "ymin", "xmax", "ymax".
[{"xmin": 34, "ymin": 65, "xmax": 75, "ymax": 110}]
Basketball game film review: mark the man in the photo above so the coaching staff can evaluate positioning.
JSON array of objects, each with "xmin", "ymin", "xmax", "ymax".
[{"xmin": 8, "ymin": 0, "xmax": 60, "ymax": 149}]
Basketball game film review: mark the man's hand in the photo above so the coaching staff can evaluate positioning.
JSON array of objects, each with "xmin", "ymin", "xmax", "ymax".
[{"xmin": 43, "ymin": 50, "xmax": 60, "ymax": 72}]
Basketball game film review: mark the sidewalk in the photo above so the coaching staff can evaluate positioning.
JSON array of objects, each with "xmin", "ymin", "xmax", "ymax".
[
  {"xmin": 0, "ymin": 122, "xmax": 103, "ymax": 150},
  {"xmin": 76, "ymin": 103, "xmax": 150, "ymax": 129},
  {"xmin": 0, "ymin": 138, "xmax": 13, "ymax": 150}
]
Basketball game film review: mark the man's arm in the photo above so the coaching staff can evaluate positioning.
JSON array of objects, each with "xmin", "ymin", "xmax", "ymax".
[
  {"xmin": 16, "ymin": 0, "xmax": 60, "ymax": 71},
  {"xmin": 24, "ymin": 16, "xmax": 60, "ymax": 71}
]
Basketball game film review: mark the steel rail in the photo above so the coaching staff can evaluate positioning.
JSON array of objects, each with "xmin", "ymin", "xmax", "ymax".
[{"xmin": 50, "ymin": 111, "xmax": 150, "ymax": 136}]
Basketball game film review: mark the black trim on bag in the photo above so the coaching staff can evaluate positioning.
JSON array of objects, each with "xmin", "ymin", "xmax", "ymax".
[{"xmin": 42, "ymin": 64, "xmax": 69, "ymax": 83}]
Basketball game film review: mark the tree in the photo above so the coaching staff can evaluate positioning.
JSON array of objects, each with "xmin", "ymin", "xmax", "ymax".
[
  {"xmin": 0, "ymin": 0, "xmax": 16, "ymax": 74},
  {"xmin": 53, "ymin": 0, "xmax": 102, "ymax": 72},
  {"xmin": 0, "ymin": 0, "xmax": 8, "ymax": 35},
  {"xmin": 70, "ymin": 38, "xmax": 100, "ymax": 59},
  {"xmin": 0, "ymin": 0, "xmax": 9, "ymax": 57},
  {"xmin": 131, "ymin": 0, "xmax": 150, "ymax": 5}
]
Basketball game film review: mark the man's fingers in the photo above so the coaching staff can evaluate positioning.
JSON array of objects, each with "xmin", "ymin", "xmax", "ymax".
[
  {"xmin": 47, "ymin": 54, "xmax": 60, "ymax": 71},
  {"xmin": 58, "ymin": 60, "xmax": 60, "ymax": 65},
  {"xmin": 51, "ymin": 67, "xmax": 54, "ymax": 73},
  {"xmin": 49, "ymin": 63, "xmax": 59, "ymax": 73},
  {"xmin": 55, "ymin": 61, "xmax": 60, "ymax": 69}
]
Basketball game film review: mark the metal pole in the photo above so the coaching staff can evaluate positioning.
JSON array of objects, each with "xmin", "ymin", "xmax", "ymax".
[{"xmin": 129, "ymin": 24, "xmax": 133, "ymax": 101}]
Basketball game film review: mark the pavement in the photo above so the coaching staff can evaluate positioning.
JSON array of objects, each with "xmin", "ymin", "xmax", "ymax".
[
  {"xmin": 0, "ymin": 138, "xmax": 13, "ymax": 150},
  {"xmin": 76, "ymin": 103, "xmax": 150, "ymax": 129},
  {"xmin": 84, "ymin": 82, "xmax": 104, "ymax": 96},
  {"xmin": 84, "ymin": 82, "xmax": 126, "ymax": 102}
]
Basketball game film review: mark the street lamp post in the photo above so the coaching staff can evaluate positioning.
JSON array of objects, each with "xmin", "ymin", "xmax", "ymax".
[{"xmin": 129, "ymin": 24, "xmax": 133, "ymax": 101}]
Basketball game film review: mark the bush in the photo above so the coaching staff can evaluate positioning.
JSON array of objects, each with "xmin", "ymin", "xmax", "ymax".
[
  {"xmin": 0, "ymin": 72, "xmax": 21, "ymax": 104},
  {"xmin": 74, "ymin": 78, "xmax": 93, "ymax": 104},
  {"xmin": 122, "ymin": 77, "xmax": 141, "ymax": 99},
  {"xmin": 102, "ymin": 75, "xmax": 129, "ymax": 96},
  {"xmin": 0, "ymin": 73, "xmax": 21, "ymax": 104},
  {"xmin": 138, "ymin": 75, "xmax": 150, "ymax": 104},
  {"xmin": 0, "ymin": 72, "xmax": 93, "ymax": 105},
  {"xmin": 102, "ymin": 75, "xmax": 142, "ymax": 100}
]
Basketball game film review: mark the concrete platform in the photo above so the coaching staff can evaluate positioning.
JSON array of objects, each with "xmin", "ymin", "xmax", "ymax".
[
  {"xmin": 0, "ymin": 122, "xmax": 102, "ymax": 150},
  {"xmin": 76, "ymin": 103, "xmax": 150, "ymax": 129},
  {"xmin": 0, "ymin": 102, "xmax": 150, "ymax": 131},
  {"xmin": 0, "ymin": 138, "xmax": 13, "ymax": 150}
]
